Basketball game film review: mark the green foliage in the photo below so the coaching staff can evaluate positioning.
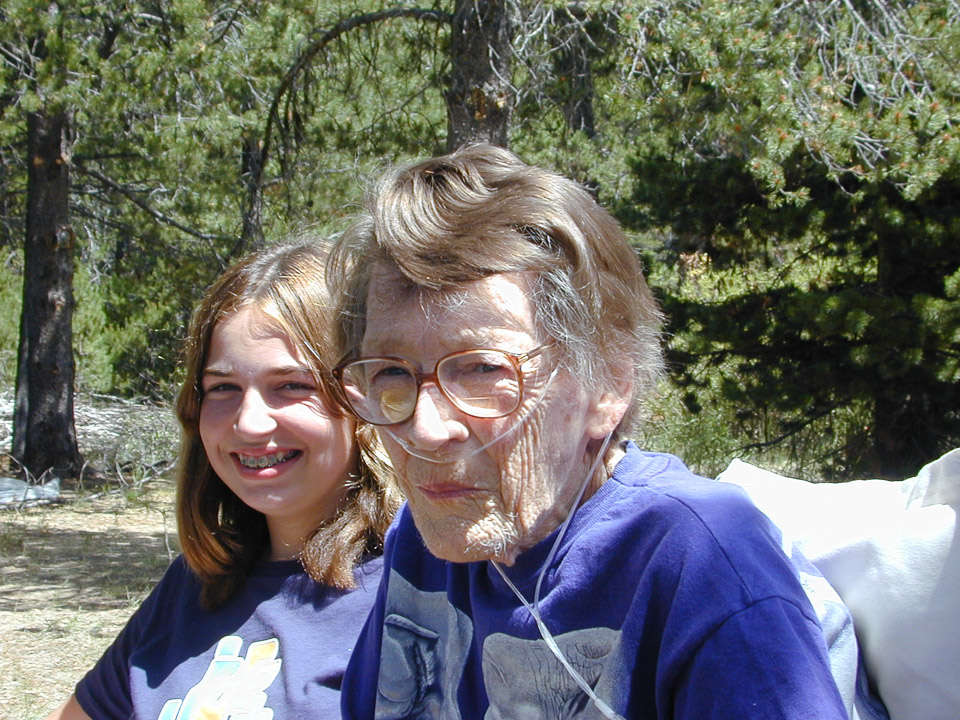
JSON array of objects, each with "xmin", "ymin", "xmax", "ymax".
[
  {"xmin": 72, "ymin": 261, "xmax": 116, "ymax": 391},
  {"xmin": 1, "ymin": 0, "xmax": 451, "ymax": 402},
  {"xmin": 608, "ymin": 0, "xmax": 960, "ymax": 477},
  {"xmin": 0, "ymin": 255, "xmax": 22, "ymax": 386},
  {"xmin": 3, "ymin": 0, "xmax": 958, "ymax": 479}
]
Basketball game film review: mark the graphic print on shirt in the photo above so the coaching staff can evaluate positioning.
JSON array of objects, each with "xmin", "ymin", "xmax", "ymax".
[
  {"xmin": 155, "ymin": 635, "xmax": 282, "ymax": 720},
  {"xmin": 482, "ymin": 628, "xmax": 623, "ymax": 719},
  {"xmin": 376, "ymin": 572, "xmax": 472, "ymax": 720},
  {"xmin": 375, "ymin": 570, "xmax": 624, "ymax": 720}
]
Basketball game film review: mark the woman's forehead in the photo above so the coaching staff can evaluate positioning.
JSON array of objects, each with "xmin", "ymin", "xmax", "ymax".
[{"xmin": 363, "ymin": 271, "xmax": 538, "ymax": 352}]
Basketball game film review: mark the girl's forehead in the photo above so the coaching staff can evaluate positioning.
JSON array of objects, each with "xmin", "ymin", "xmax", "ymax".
[
  {"xmin": 207, "ymin": 307, "xmax": 300, "ymax": 360},
  {"xmin": 213, "ymin": 304, "xmax": 284, "ymax": 341}
]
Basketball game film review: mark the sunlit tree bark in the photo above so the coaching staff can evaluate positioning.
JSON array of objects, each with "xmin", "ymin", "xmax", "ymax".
[
  {"xmin": 12, "ymin": 110, "xmax": 83, "ymax": 478},
  {"xmin": 446, "ymin": 0, "xmax": 514, "ymax": 150}
]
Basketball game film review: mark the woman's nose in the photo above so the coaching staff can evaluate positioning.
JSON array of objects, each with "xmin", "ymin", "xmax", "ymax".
[
  {"xmin": 402, "ymin": 384, "xmax": 468, "ymax": 451},
  {"xmin": 234, "ymin": 390, "xmax": 277, "ymax": 437}
]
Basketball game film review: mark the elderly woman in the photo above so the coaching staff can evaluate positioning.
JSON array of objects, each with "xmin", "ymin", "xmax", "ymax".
[{"xmin": 328, "ymin": 145, "xmax": 856, "ymax": 719}]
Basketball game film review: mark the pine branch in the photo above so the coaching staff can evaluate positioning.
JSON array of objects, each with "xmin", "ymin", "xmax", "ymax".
[
  {"xmin": 73, "ymin": 163, "xmax": 231, "ymax": 244},
  {"xmin": 735, "ymin": 403, "xmax": 842, "ymax": 454},
  {"xmin": 262, "ymin": 7, "xmax": 453, "ymax": 164}
]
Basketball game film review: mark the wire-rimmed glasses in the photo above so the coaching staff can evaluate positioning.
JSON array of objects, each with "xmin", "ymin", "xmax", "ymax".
[{"xmin": 332, "ymin": 343, "xmax": 554, "ymax": 426}]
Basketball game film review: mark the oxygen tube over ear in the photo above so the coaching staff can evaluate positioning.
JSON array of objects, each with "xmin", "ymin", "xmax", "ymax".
[{"xmin": 492, "ymin": 432, "xmax": 625, "ymax": 720}]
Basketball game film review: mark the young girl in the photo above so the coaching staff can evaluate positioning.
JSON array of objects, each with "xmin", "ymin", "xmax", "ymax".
[{"xmin": 46, "ymin": 240, "xmax": 401, "ymax": 720}]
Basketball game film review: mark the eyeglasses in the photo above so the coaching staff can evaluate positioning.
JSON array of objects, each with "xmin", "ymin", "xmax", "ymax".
[{"xmin": 332, "ymin": 343, "xmax": 554, "ymax": 426}]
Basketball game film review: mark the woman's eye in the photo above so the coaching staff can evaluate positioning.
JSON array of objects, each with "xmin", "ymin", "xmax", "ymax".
[
  {"xmin": 457, "ymin": 358, "xmax": 510, "ymax": 377},
  {"xmin": 372, "ymin": 365, "xmax": 413, "ymax": 383},
  {"xmin": 471, "ymin": 362, "xmax": 505, "ymax": 374},
  {"xmin": 280, "ymin": 381, "xmax": 315, "ymax": 392}
]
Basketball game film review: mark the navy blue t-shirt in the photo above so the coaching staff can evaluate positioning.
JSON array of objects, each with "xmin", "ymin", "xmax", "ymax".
[
  {"xmin": 77, "ymin": 554, "xmax": 383, "ymax": 720},
  {"xmin": 342, "ymin": 445, "xmax": 851, "ymax": 719}
]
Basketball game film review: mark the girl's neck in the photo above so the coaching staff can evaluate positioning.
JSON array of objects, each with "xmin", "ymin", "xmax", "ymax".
[
  {"xmin": 268, "ymin": 541, "xmax": 302, "ymax": 561},
  {"xmin": 266, "ymin": 517, "xmax": 307, "ymax": 561}
]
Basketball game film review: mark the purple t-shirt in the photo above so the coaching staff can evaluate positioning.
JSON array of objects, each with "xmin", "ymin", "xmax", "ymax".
[
  {"xmin": 76, "ymin": 554, "xmax": 383, "ymax": 720},
  {"xmin": 342, "ymin": 445, "xmax": 851, "ymax": 719}
]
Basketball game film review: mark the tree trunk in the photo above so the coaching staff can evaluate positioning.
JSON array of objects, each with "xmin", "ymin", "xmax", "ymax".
[
  {"xmin": 552, "ymin": 4, "xmax": 597, "ymax": 138},
  {"xmin": 871, "ymin": 392, "xmax": 938, "ymax": 479},
  {"xmin": 239, "ymin": 131, "xmax": 265, "ymax": 255},
  {"xmin": 12, "ymin": 111, "xmax": 83, "ymax": 479},
  {"xmin": 446, "ymin": 0, "xmax": 514, "ymax": 151},
  {"xmin": 869, "ymin": 225, "xmax": 940, "ymax": 479}
]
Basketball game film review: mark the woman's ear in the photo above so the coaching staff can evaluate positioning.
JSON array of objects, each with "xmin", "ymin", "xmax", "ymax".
[{"xmin": 585, "ymin": 373, "xmax": 633, "ymax": 440}]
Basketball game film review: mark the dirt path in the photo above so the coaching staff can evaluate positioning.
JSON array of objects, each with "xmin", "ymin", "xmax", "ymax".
[{"xmin": 0, "ymin": 482, "xmax": 178, "ymax": 720}]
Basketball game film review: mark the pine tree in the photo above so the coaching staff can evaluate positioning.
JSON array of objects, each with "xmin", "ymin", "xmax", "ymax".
[{"xmin": 616, "ymin": 0, "xmax": 960, "ymax": 477}]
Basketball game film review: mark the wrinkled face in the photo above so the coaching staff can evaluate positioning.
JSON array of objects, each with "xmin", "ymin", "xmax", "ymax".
[
  {"xmin": 199, "ymin": 307, "xmax": 355, "ymax": 558},
  {"xmin": 362, "ymin": 269, "xmax": 615, "ymax": 565}
]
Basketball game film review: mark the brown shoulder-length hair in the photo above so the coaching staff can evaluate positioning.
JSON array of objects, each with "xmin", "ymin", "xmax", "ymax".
[{"xmin": 175, "ymin": 238, "xmax": 401, "ymax": 610}]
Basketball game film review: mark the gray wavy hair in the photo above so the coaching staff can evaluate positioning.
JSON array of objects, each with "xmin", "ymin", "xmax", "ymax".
[{"xmin": 328, "ymin": 144, "xmax": 664, "ymax": 439}]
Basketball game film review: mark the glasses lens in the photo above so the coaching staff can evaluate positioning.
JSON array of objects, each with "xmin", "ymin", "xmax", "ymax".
[
  {"xmin": 437, "ymin": 350, "xmax": 521, "ymax": 418},
  {"xmin": 338, "ymin": 358, "xmax": 418, "ymax": 425}
]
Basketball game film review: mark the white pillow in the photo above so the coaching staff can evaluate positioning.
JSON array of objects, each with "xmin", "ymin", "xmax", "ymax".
[{"xmin": 717, "ymin": 449, "xmax": 960, "ymax": 720}]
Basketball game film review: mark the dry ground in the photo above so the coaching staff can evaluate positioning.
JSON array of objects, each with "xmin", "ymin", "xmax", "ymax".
[{"xmin": 0, "ymin": 481, "xmax": 179, "ymax": 720}]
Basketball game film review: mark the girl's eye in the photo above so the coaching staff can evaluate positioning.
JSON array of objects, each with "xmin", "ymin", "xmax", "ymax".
[
  {"xmin": 203, "ymin": 382, "xmax": 239, "ymax": 394},
  {"xmin": 281, "ymin": 381, "xmax": 316, "ymax": 392}
]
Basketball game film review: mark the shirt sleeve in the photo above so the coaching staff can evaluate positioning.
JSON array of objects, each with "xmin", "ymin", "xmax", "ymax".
[
  {"xmin": 672, "ymin": 595, "xmax": 851, "ymax": 719},
  {"xmin": 74, "ymin": 557, "xmax": 187, "ymax": 720}
]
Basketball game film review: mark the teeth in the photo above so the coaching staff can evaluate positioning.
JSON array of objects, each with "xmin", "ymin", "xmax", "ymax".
[{"xmin": 237, "ymin": 450, "xmax": 299, "ymax": 469}]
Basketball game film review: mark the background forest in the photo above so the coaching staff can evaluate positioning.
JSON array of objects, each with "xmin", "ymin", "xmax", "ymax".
[{"xmin": 1, "ymin": 0, "xmax": 958, "ymax": 483}]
